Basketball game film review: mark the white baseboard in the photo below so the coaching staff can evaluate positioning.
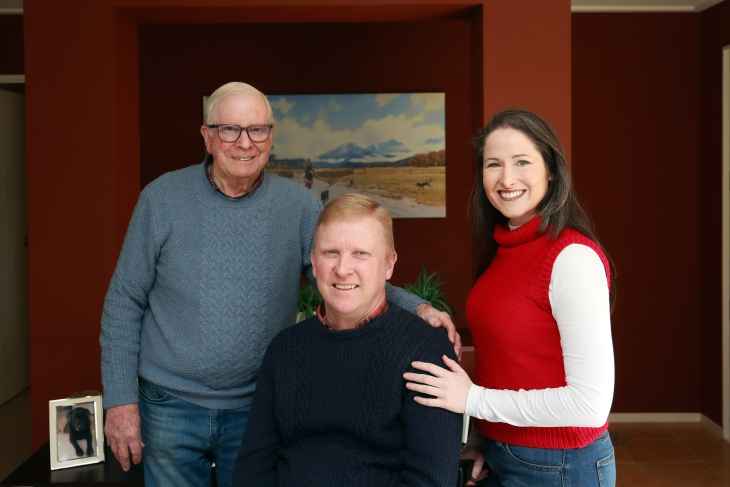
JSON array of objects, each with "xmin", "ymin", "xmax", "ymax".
[
  {"xmin": 700, "ymin": 414, "xmax": 725, "ymax": 438},
  {"xmin": 609, "ymin": 412, "xmax": 726, "ymax": 439}
]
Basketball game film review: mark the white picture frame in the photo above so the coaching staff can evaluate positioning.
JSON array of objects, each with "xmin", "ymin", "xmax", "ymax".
[{"xmin": 49, "ymin": 395, "xmax": 104, "ymax": 470}]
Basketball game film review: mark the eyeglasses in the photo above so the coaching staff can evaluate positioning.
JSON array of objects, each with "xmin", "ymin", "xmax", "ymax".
[{"xmin": 207, "ymin": 124, "xmax": 273, "ymax": 143}]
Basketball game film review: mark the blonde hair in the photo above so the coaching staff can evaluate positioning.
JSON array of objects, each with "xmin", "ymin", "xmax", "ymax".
[
  {"xmin": 314, "ymin": 193, "xmax": 395, "ymax": 253},
  {"xmin": 204, "ymin": 82, "xmax": 275, "ymax": 126}
]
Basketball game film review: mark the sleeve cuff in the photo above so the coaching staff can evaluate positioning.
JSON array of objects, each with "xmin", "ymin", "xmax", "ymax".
[
  {"xmin": 465, "ymin": 384, "xmax": 488, "ymax": 419},
  {"xmin": 102, "ymin": 392, "xmax": 139, "ymax": 409}
]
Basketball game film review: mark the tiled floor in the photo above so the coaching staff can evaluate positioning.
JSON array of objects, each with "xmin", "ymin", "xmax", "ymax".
[
  {"xmin": 611, "ymin": 422, "xmax": 730, "ymax": 486},
  {"xmin": 0, "ymin": 388, "xmax": 31, "ymax": 481}
]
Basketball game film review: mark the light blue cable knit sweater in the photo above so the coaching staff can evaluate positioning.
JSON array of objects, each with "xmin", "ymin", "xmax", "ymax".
[{"xmin": 100, "ymin": 162, "xmax": 426, "ymax": 410}]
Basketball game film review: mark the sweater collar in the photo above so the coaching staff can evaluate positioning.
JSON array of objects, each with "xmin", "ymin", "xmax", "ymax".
[{"xmin": 494, "ymin": 216, "xmax": 543, "ymax": 248}]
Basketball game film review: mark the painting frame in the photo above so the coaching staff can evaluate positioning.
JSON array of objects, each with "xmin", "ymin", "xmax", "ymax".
[{"xmin": 49, "ymin": 395, "xmax": 104, "ymax": 470}]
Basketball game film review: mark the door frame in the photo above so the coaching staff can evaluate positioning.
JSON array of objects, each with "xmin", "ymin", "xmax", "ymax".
[
  {"xmin": 0, "ymin": 72, "xmax": 28, "ymax": 406},
  {"xmin": 722, "ymin": 45, "xmax": 729, "ymax": 439}
]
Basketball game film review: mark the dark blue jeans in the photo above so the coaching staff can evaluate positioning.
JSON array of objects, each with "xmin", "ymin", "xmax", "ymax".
[
  {"xmin": 137, "ymin": 378, "xmax": 251, "ymax": 487},
  {"xmin": 483, "ymin": 430, "xmax": 616, "ymax": 487}
]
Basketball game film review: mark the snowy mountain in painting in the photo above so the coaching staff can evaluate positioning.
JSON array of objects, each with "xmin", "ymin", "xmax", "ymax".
[{"xmin": 318, "ymin": 139, "xmax": 410, "ymax": 162}]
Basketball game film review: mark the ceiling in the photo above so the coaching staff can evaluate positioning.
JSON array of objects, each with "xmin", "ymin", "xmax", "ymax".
[{"xmin": 0, "ymin": 0, "xmax": 725, "ymax": 14}]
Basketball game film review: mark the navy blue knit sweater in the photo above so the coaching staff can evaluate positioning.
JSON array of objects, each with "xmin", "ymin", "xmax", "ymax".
[{"xmin": 233, "ymin": 303, "xmax": 462, "ymax": 487}]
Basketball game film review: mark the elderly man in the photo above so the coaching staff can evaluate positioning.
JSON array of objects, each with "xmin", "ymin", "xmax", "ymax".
[
  {"xmin": 233, "ymin": 194, "xmax": 462, "ymax": 486},
  {"xmin": 100, "ymin": 82, "xmax": 460, "ymax": 487}
]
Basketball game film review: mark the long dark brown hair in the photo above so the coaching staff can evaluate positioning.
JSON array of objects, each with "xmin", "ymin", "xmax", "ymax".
[{"xmin": 470, "ymin": 109, "xmax": 614, "ymax": 297}]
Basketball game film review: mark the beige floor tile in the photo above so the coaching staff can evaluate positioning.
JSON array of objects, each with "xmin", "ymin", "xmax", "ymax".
[
  {"xmin": 610, "ymin": 422, "xmax": 674, "ymax": 439},
  {"xmin": 616, "ymin": 463, "xmax": 657, "ymax": 486},
  {"xmin": 679, "ymin": 439, "xmax": 730, "ymax": 463},
  {"xmin": 657, "ymin": 422, "xmax": 720, "ymax": 439},
  {"xmin": 622, "ymin": 438, "xmax": 700, "ymax": 463},
  {"xmin": 639, "ymin": 462, "xmax": 730, "ymax": 486},
  {"xmin": 708, "ymin": 463, "xmax": 730, "ymax": 483}
]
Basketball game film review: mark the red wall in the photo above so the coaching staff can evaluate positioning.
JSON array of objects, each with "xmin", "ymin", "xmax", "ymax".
[
  {"xmin": 572, "ymin": 13, "xmax": 704, "ymax": 414},
  {"xmin": 23, "ymin": 0, "xmax": 571, "ymax": 449},
  {"xmin": 700, "ymin": 0, "xmax": 730, "ymax": 426},
  {"xmin": 0, "ymin": 15, "xmax": 23, "ymax": 74}
]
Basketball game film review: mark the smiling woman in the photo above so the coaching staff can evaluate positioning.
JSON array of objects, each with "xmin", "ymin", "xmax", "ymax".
[
  {"xmin": 481, "ymin": 128, "xmax": 551, "ymax": 227},
  {"xmin": 404, "ymin": 109, "xmax": 617, "ymax": 487}
]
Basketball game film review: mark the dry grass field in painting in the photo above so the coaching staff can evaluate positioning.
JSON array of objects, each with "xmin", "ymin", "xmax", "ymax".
[
  {"xmin": 272, "ymin": 166, "xmax": 446, "ymax": 208},
  {"xmin": 332, "ymin": 173, "xmax": 444, "ymax": 207}
]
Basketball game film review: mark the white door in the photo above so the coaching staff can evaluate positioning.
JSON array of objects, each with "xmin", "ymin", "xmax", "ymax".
[{"xmin": 0, "ymin": 87, "xmax": 29, "ymax": 406}]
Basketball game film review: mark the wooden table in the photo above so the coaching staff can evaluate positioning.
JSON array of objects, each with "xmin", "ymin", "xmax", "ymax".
[{"xmin": 1, "ymin": 442, "xmax": 144, "ymax": 486}]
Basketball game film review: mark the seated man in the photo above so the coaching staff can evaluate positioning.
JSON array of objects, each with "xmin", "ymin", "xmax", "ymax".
[{"xmin": 233, "ymin": 193, "xmax": 462, "ymax": 486}]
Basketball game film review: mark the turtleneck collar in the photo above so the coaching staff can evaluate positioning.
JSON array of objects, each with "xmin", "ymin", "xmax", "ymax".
[{"xmin": 494, "ymin": 216, "xmax": 543, "ymax": 248}]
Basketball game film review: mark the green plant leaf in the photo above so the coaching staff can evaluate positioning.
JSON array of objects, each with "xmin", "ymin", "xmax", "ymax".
[
  {"xmin": 297, "ymin": 283, "xmax": 323, "ymax": 321},
  {"xmin": 402, "ymin": 266, "xmax": 454, "ymax": 318}
]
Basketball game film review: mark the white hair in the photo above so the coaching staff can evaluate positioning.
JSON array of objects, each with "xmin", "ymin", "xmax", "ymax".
[{"xmin": 204, "ymin": 82, "xmax": 275, "ymax": 126}]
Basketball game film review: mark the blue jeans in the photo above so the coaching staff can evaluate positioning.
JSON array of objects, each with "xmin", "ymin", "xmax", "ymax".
[
  {"xmin": 137, "ymin": 378, "xmax": 251, "ymax": 487},
  {"xmin": 482, "ymin": 430, "xmax": 616, "ymax": 487}
]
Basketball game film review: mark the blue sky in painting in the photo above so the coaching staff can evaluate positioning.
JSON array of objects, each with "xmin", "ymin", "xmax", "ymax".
[
  {"xmin": 266, "ymin": 93, "xmax": 445, "ymax": 163},
  {"xmin": 269, "ymin": 93, "xmax": 445, "ymax": 132}
]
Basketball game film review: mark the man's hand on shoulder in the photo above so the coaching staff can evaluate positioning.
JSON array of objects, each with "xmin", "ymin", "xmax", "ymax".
[
  {"xmin": 415, "ymin": 304, "xmax": 462, "ymax": 362},
  {"xmin": 105, "ymin": 403, "xmax": 144, "ymax": 472}
]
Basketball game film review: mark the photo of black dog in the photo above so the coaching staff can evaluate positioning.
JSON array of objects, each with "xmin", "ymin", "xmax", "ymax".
[{"xmin": 66, "ymin": 407, "xmax": 95, "ymax": 457}]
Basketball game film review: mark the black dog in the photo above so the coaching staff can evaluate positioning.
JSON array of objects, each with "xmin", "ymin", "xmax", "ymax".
[
  {"xmin": 415, "ymin": 178, "xmax": 433, "ymax": 190},
  {"xmin": 66, "ymin": 407, "xmax": 94, "ymax": 457}
]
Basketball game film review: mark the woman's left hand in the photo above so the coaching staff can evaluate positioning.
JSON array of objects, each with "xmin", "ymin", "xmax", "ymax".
[{"xmin": 403, "ymin": 355, "xmax": 473, "ymax": 414}]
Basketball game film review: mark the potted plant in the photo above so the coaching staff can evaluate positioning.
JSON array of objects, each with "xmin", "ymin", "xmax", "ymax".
[
  {"xmin": 403, "ymin": 266, "xmax": 454, "ymax": 318},
  {"xmin": 297, "ymin": 283, "xmax": 323, "ymax": 322}
]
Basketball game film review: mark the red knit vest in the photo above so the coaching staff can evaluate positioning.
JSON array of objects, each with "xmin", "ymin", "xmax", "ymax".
[{"xmin": 466, "ymin": 217, "xmax": 611, "ymax": 449}]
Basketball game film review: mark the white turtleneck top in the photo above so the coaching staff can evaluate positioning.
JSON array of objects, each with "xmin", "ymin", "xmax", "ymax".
[{"xmin": 465, "ymin": 223, "xmax": 614, "ymax": 439}]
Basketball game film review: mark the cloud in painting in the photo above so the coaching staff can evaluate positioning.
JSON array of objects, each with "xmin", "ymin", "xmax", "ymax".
[
  {"xmin": 268, "ymin": 93, "xmax": 445, "ymax": 163},
  {"xmin": 270, "ymin": 97, "xmax": 293, "ymax": 114},
  {"xmin": 411, "ymin": 93, "xmax": 443, "ymax": 112},
  {"xmin": 375, "ymin": 94, "xmax": 399, "ymax": 108},
  {"xmin": 422, "ymin": 137, "xmax": 445, "ymax": 145},
  {"xmin": 329, "ymin": 97, "xmax": 343, "ymax": 112}
]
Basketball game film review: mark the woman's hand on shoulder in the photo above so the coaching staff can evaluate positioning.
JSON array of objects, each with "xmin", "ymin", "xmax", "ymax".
[{"xmin": 403, "ymin": 355, "xmax": 473, "ymax": 414}]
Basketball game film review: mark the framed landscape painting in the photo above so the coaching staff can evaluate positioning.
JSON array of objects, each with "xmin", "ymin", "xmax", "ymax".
[
  {"xmin": 202, "ymin": 92, "xmax": 446, "ymax": 218},
  {"xmin": 265, "ymin": 93, "xmax": 446, "ymax": 218}
]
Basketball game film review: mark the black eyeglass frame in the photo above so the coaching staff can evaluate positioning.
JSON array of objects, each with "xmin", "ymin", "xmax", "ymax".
[{"xmin": 207, "ymin": 124, "xmax": 274, "ymax": 143}]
